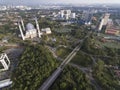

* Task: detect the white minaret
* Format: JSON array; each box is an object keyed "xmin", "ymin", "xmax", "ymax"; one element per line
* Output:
[
  {"xmin": 35, "ymin": 17, "xmax": 41, "ymax": 38},
  {"xmin": 98, "ymin": 19, "xmax": 104, "ymax": 31},
  {"xmin": 18, "ymin": 22, "xmax": 25, "ymax": 40},
  {"xmin": 20, "ymin": 17, "xmax": 25, "ymax": 31},
  {"xmin": 0, "ymin": 53, "xmax": 10, "ymax": 71}
]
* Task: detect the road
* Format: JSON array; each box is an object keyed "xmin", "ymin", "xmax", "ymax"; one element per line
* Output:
[
  {"xmin": 0, "ymin": 43, "xmax": 19, "ymax": 48},
  {"xmin": 39, "ymin": 44, "xmax": 81, "ymax": 90},
  {"xmin": 39, "ymin": 33, "xmax": 91, "ymax": 90},
  {"xmin": 47, "ymin": 47, "xmax": 101, "ymax": 90},
  {"xmin": 39, "ymin": 67, "xmax": 62, "ymax": 90}
]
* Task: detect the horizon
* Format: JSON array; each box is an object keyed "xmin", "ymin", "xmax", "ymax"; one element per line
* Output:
[{"xmin": 1, "ymin": 0, "xmax": 120, "ymax": 5}]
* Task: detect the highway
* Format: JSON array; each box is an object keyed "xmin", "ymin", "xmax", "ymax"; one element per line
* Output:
[
  {"xmin": 60, "ymin": 45, "xmax": 81, "ymax": 69},
  {"xmin": 39, "ymin": 67, "xmax": 62, "ymax": 90},
  {"xmin": 39, "ymin": 44, "xmax": 81, "ymax": 90},
  {"xmin": 39, "ymin": 33, "xmax": 91, "ymax": 90}
]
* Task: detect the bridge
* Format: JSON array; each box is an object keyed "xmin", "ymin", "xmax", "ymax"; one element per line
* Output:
[
  {"xmin": 39, "ymin": 33, "xmax": 90, "ymax": 90},
  {"xmin": 39, "ymin": 44, "xmax": 81, "ymax": 90}
]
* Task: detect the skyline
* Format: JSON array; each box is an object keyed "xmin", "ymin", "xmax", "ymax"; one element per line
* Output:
[{"xmin": 1, "ymin": 0, "xmax": 120, "ymax": 5}]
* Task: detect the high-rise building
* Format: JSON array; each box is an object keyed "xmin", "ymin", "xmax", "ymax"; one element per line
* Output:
[
  {"xmin": 82, "ymin": 10, "xmax": 93, "ymax": 25},
  {"xmin": 58, "ymin": 10, "xmax": 75, "ymax": 20},
  {"xmin": 103, "ymin": 13, "xmax": 110, "ymax": 25},
  {"xmin": 60, "ymin": 10, "xmax": 64, "ymax": 18},
  {"xmin": 70, "ymin": 13, "xmax": 76, "ymax": 19},
  {"xmin": 66, "ymin": 10, "xmax": 71, "ymax": 15},
  {"xmin": 82, "ymin": 11, "xmax": 89, "ymax": 20},
  {"xmin": 98, "ymin": 13, "xmax": 110, "ymax": 31},
  {"xmin": 65, "ymin": 14, "xmax": 69, "ymax": 20},
  {"xmin": 98, "ymin": 19, "xmax": 105, "ymax": 31}
]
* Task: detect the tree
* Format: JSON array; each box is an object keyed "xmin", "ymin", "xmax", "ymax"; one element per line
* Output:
[{"xmin": 12, "ymin": 44, "xmax": 58, "ymax": 90}]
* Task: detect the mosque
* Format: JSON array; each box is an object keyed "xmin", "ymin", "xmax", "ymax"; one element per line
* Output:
[{"xmin": 18, "ymin": 17, "xmax": 42, "ymax": 40}]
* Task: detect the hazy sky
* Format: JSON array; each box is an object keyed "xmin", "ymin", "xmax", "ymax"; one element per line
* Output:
[{"xmin": 1, "ymin": 0, "xmax": 120, "ymax": 5}]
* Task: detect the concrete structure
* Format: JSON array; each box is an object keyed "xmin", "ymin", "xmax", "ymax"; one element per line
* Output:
[
  {"xmin": 35, "ymin": 17, "xmax": 42, "ymax": 38},
  {"xmin": 82, "ymin": 10, "xmax": 93, "ymax": 25},
  {"xmin": 70, "ymin": 13, "xmax": 76, "ymax": 19},
  {"xmin": 41, "ymin": 28, "xmax": 52, "ymax": 34},
  {"xmin": 105, "ymin": 29, "xmax": 120, "ymax": 35},
  {"xmin": 60, "ymin": 10, "xmax": 64, "ymax": 18},
  {"xmin": 58, "ymin": 10, "xmax": 76, "ymax": 20},
  {"xmin": 66, "ymin": 10, "xmax": 71, "ymax": 15},
  {"xmin": 98, "ymin": 19, "xmax": 105, "ymax": 31},
  {"xmin": 2, "ymin": 38, "xmax": 8, "ymax": 43},
  {"xmin": 105, "ymin": 18, "xmax": 120, "ymax": 35},
  {"xmin": 20, "ymin": 17, "xmax": 25, "ymax": 31},
  {"xmin": 0, "ymin": 79, "xmax": 12, "ymax": 88},
  {"xmin": 103, "ymin": 13, "xmax": 110, "ymax": 25},
  {"xmin": 98, "ymin": 13, "xmax": 110, "ymax": 31},
  {"xmin": 39, "ymin": 44, "xmax": 81, "ymax": 90},
  {"xmin": 18, "ymin": 17, "xmax": 42, "ymax": 40},
  {"xmin": 38, "ymin": 34, "xmax": 90, "ymax": 90},
  {"xmin": 65, "ymin": 14, "xmax": 69, "ymax": 20},
  {"xmin": 82, "ymin": 11, "xmax": 89, "ymax": 20},
  {"xmin": 0, "ymin": 53, "xmax": 10, "ymax": 71}
]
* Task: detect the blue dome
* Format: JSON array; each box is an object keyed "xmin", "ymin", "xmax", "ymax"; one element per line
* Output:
[{"xmin": 26, "ymin": 23, "xmax": 35, "ymax": 31}]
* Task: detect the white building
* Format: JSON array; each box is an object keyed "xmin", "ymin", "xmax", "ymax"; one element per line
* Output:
[
  {"xmin": 65, "ymin": 14, "xmax": 69, "ymax": 20},
  {"xmin": 41, "ymin": 28, "xmax": 52, "ymax": 34},
  {"xmin": 2, "ymin": 38, "xmax": 8, "ymax": 43},
  {"xmin": 0, "ymin": 53, "xmax": 10, "ymax": 71},
  {"xmin": 60, "ymin": 10, "xmax": 64, "ymax": 18},
  {"xmin": 98, "ymin": 19, "xmax": 105, "ymax": 31},
  {"xmin": 103, "ymin": 13, "xmax": 110, "ymax": 25},
  {"xmin": 25, "ymin": 23, "xmax": 38, "ymax": 38},
  {"xmin": 98, "ymin": 13, "xmax": 110, "ymax": 31},
  {"xmin": 70, "ymin": 13, "xmax": 76, "ymax": 19},
  {"xmin": 18, "ymin": 17, "xmax": 42, "ymax": 40},
  {"xmin": 66, "ymin": 10, "xmax": 71, "ymax": 15},
  {"xmin": 0, "ymin": 79, "xmax": 12, "ymax": 88},
  {"xmin": 58, "ymin": 10, "xmax": 75, "ymax": 20}
]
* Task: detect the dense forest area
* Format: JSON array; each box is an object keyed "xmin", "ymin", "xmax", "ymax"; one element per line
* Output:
[
  {"xmin": 50, "ymin": 65, "xmax": 94, "ymax": 90},
  {"xmin": 11, "ymin": 44, "xmax": 94, "ymax": 90},
  {"xmin": 71, "ymin": 50, "xmax": 93, "ymax": 67},
  {"xmin": 81, "ymin": 34, "xmax": 120, "ymax": 65},
  {"xmin": 80, "ymin": 34, "xmax": 120, "ymax": 89},
  {"xmin": 93, "ymin": 60, "xmax": 120, "ymax": 90},
  {"xmin": 11, "ymin": 44, "xmax": 58, "ymax": 90}
]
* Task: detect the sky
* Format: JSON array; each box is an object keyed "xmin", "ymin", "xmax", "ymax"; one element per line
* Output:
[{"xmin": 1, "ymin": 0, "xmax": 120, "ymax": 5}]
